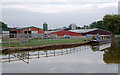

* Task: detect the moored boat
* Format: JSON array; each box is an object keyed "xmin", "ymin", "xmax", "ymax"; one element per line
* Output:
[{"xmin": 88, "ymin": 39, "xmax": 111, "ymax": 44}]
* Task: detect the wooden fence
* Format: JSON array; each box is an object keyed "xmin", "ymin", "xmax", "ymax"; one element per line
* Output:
[{"xmin": 1, "ymin": 33, "xmax": 91, "ymax": 47}]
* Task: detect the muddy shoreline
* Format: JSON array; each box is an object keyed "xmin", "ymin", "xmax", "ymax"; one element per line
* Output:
[{"xmin": 2, "ymin": 42, "xmax": 89, "ymax": 53}]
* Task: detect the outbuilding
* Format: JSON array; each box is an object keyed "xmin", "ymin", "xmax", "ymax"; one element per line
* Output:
[
  {"xmin": 50, "ymin": 30, "xmax": 82, "ymax": 36},
  {"xmin": 10, "ymin": 26, "xmax": 44, "ymax": 34},
  {"xmin": 50, "ymin": 28, "xmax": 111, "ymax": 36},
  {"xmin": 2, "ymin": 28, "xmax": 10, "ymax": 39},
  {"xmin": 9, "ymin": 26, "xmax": 44, "ymax": 38}
]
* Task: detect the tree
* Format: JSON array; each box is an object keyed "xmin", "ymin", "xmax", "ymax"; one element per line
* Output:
[
  {"xmin": 103, "ymin": 15, "xmax": 120, "ymax": 37},
  {"xmin": 0, "ymin": 21, "xmax": 8, "ymax": 28},
  {"xmin": 63, "ymin": 26, "xmax": 67, "ymax": 28},
  {"xmin": 83, "ymin": 25, "xmax": 89, "ymax": 29},
  {"xmin": 89, "ymin": 22, "xmax": 97, "ymax": 28},
  {"xmin": 89, "ymin": 20, "xmax": 104, "ymax": 29},
  {"xmin": 68, "ymin": 24, "xmax": 72, "ymax": 29},
  {"xmin": 76, "ymin": 26, "xmax": 81, "ymax": 29},
  {"xmin": 0, "ymin": 21, "xmax": 9, "ymax": 33}
]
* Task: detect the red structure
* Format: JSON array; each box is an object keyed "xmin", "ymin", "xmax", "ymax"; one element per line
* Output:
[
  {"xmin": 10, "ymin": 26, "xmax": 44, "ymax": 34},
  {"xmin": 51, "ymin": 31, "xmax": 82, "ymax": 36},
  {"xmin": 50, "ymin": 29, "xmax": 111, "ymax": 36}
]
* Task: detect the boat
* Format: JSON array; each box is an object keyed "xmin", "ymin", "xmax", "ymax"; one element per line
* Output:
[{"xmin": 88, "ymin": 39, "xmax": 111, "ymax": 44}]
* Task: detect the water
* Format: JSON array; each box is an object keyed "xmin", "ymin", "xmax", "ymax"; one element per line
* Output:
[{"xmin": 1, "ymin": 39, "xmax": 120, "ymax": 73}]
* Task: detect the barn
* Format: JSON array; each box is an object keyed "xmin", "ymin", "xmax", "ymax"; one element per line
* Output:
[
  {"xmin": 10, "ymin": 26, "xmax": 44, "ymax": 34},
  {"xmin": 9, "ymin": 26, "xmax": 44, "ymax": 38},
  {"xmin": 50, "ymin": 28, "xmax": 111, "ymax": 36},
  {"xmin": 50, "ymin": 30, "xmax": 82, "ymax": 36}
]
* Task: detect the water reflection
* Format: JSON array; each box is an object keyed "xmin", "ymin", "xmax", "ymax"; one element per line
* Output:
[
  {"xmin": 2, "ymin": 46, "xmax": 90, "ymax": 64},
  {"xmin": 2, "ymin": 39, "xmax": 120, "ymax": 64},
  {"xmin": 91, "ymin": 43, "xmax": 111, "ymax": 52},
  {"xmin": 103, "ymin": 39, "xmax": 120, "ymax": 64},
  {"xmin": 91, "ymin": 39, "xmax": 120, "ymax": 64}
]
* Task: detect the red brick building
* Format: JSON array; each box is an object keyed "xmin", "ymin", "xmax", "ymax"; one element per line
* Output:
[{"xmin": 10, "ymin": 26, "xmax": 44, "ymax": 34}]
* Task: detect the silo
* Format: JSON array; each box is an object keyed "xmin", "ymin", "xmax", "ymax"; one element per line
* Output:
[
  {"xmin": 43, "ymin": 22, "xmax": 48, "ymax": 31},
  {"xmin": 71, "ymin": 23, "xmax": 77, "ymax": 30}
]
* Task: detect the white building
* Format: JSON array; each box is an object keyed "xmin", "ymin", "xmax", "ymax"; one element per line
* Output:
[{"xmin": 71, "ymin": 23, "xmax": 77, "ymax": 30}]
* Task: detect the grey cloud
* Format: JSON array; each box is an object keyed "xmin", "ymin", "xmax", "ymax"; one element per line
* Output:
[
  {"xmin": 1, "ymin": 0, "xmax": 119, "ymax": 2},
  {"xmin": 2, "ymin": 2, "xmax": 118, "ymax": 29}
]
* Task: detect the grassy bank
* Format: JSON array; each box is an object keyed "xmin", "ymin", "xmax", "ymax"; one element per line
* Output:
[
  {"xmin": 115, "ymin": 35, "xmax": 120, "ymax": 38},
  {"xmin": 2, "ymin": 38, "xmax": 90, "ymax": 48}
]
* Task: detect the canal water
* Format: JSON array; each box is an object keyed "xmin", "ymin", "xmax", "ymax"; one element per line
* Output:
[{"xmin": 1, "ymin": 39, "xmax": 120, "ymax": 73}]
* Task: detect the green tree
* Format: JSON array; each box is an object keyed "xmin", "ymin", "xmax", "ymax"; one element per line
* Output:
[
  {"xmin": 103, "ymin": 15, "xmax": 120, "ymax": 37},
  {"xmin": 0, "ymin": 21, "xmax": 9, "ymax": 33},
  {"xmin": 89, "ymin": 20, "xmax": 104, "ymax": 29},
  {"xmin": 68, "ymin": 24, "xmax": 72, "ymax": 29},
  {"xmin": 0, "ymin": 21, "xmax": 8, "ymax": 28},
  {"xmin": 90, "ymin": 22, "xmax": 97, "ymax": 28},
  {"xmin": 83, "ymin": 25, "xmax": 89, "ymax": 29},
  {"xmin": 76, "ymin": 26, "xmax": 81, "ymax": 29},
  {"xmin": 63, "ymin": 26, "xmax": 67, "ymax": 28}
]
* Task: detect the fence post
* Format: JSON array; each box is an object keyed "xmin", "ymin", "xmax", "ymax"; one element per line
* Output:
[
  {"xmin": 46, "ymin": 50, "xmax": 48, "ymax": 57},
  {"xmin": 54, "ymin": 50, "xmax": 55, "ymax": 56},
  {"xmin": 9, "ymin": 38, "xmax": 11, "ymax": 47},
  {"xmin": 19, "ymin": 34, "xmax": 21, "ymax": 45},
  {"xmin": 27, "ymin": 34, "xmax": 29, "ymax": 45}
]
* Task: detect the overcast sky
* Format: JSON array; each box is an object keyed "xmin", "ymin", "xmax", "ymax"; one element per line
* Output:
[{"xmin": 0, "ymin": 0, "xmax": 119, "ymax": 29}]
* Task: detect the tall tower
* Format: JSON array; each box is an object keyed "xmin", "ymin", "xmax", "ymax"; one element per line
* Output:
[
  {"xmin": 71, "ymin": 23, "xmax": 77, "ymax": 30},
  {"xmin": 69, "ymin": 23, "xmax": 77, "ymax": 30},
  {"xmin": 43, "ymin": 22, "xmax": 48, "ymax": 31}
]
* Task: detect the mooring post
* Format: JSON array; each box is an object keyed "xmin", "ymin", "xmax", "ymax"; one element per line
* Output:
[
  {"xmin": 8, "ymin": 54, "xmax": 10, "ymax": 62},
  {"xmin": 70, "ymin": 48, "xmax": 72, "ymax": 53},
  {"xmin": 46, "ymin": 50, "xmax": 48, "ymax": 57},
  {"xmin": 27, "ymin": 52, "xmax": 30, "ymax": 64},
  {"xmin": 66, "ymin": 48, "xmax": 68, "ymax": 54},
  {"xmin": 54, "ymin": 50, "xmax": 55, "ymax": 56},
  {"xmin": 61, "ymin": 49, "xmax": 63, "ymax": 55},
  {"xmin": 38, "ymin": 51, "xmax": 40, "ymax": 58}
]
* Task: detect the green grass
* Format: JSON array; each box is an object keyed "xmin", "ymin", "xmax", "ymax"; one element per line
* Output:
[
  {"xmin": 2, "ymin": 38, "xmax": 19, "ymax": 41},
  {"xmin": 115, "ymin": 35, "xmax": 120, "ymax": 38},
  {"xmin": 2, "ymin": 38, "xmax": 90, "ymax": 47}
]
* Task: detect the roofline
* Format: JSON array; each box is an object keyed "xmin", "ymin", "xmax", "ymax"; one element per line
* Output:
[
  {"xmin": 97, "ymin": 28, "xmax": 111, "ymax": 33},
  {"xmin": 69, "ymin": 28, "xmax": 98, "ymax": 33},
  {"xmin": 10, "ymin": 26, "xmax": 43, "ymax": 30},
  {"xmin": 69, "ymin": 28, "xmax": 111, "ymax": 34}
]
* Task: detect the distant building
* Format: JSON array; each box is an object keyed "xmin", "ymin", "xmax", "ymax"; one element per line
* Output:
[
  {"xmin": 50, "ymin": 28, "xmax": 111, "ymax": 36},
  {"xmin": 9, "ymin": 26, "xmax": 44, "ymax": 38},
  {"xmin": 2, "ymin": 28, "xmax": 10, "ymax": 39},
  {"xmin": 10, "ymin": 26, "xmax": 44, "ymax": 34},
  {"xmin": 47, "ymin": 28, "xmax": 71, "ymax": 31},
  {"xmin": 70, "ymin": 23, "xmax": 77, "ymax": 30},
  {"xmin": 43, "ymin": 22, "xmax": 48, "ymax": 31},
  {"xmin": 45, "ymin": 28, "xmax": 71, "ymax": 35}
]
